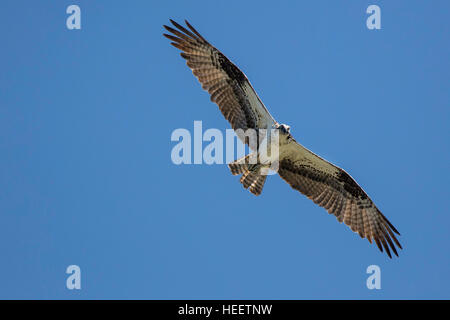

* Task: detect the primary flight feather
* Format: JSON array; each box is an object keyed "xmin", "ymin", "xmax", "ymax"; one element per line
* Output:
[{"xmin": 163, "ymin": 19, "xmax": 402, "ymax": 258}]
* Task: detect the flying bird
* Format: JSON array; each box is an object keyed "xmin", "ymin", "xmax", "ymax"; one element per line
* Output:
[{"xmin": 163, "ymin": 19, "xmax": 402, "ymax": 258}]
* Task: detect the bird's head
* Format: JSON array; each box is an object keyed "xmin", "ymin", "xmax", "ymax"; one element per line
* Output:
[{"xmin": 277, "ymin": 123, "xmax": 291, "ymax": 134}]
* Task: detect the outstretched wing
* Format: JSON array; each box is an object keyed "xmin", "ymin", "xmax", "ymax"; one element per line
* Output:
[
  {"xmin": 163, "ymin": 19, "xmax": 276, "ymax": 147},
  {"xmin": 278, "ymin": 141, "xmax": 402, "ymax": 258}
]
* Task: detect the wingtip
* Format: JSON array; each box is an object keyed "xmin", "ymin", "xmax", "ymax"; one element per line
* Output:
[
  {"xmin": 170, "ymin": 18, "xmax": 183, "ymax": 29},
  {"xmin": 392, "ymin": 226, "xmax": 401, "ymax": 236},
  {"xmin": 384, "ymin": 244, "xmax": 392, "ymax": 258}
]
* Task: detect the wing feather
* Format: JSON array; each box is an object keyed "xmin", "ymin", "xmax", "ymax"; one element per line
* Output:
[
  {"xmin": 278, "ymin": 142, "xmax": 402, "ymax": 258},
  {"xmin": 163, "ymin": 19, "xmax": 276, "ymax": 147}
]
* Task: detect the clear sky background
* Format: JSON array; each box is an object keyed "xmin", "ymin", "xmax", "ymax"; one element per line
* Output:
[{"xmin": 0, "ymin": 0, "xmax": 449, "ymax": 299}]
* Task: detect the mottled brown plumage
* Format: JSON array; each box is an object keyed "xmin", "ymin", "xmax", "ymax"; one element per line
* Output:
[
  {"xmin": 163, "ymin": 19, "xmax": 275, "ymax": 147},
  {"xmin": 278, "ymin": 155, "xmax": 401, "ymax": 258}
]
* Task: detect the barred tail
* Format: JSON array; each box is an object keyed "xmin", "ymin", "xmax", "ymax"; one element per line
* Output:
[
  {"xmin": 228, "ymin": 154, "xmax": 251, "ymax": 175},
  {"xmin": 228, "ymin": 154, "xmax": 267, "ymax": 196}
]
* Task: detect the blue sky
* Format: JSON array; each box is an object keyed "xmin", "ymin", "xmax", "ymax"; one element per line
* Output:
[{"xmin": 0, "ymin": 0, "xmax": 449, "ymax": 299}]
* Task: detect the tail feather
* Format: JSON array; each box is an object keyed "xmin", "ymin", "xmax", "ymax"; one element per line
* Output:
[
  {"xmin": 229, "ymin": 162, "xmax": 247, "ymax": 175},
  {"xmin": 249, "ymin": 174, "xmax": 267, "ymax": 196},
  {"xmin": 240, "ymin": 170, "xmax": 258, "ymax": 188},
  {"xmin": 228, "ymin": 154, "xmax": 253, "ymax": 175},
  {"xmin": 228, "ymin": 155, "xmax": 268, "ymax": 196}
]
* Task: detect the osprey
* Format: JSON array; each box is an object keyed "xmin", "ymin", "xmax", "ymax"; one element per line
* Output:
[{"xmin": 163, "ymin": 19, "xmax": 402, "ymax": 258}]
